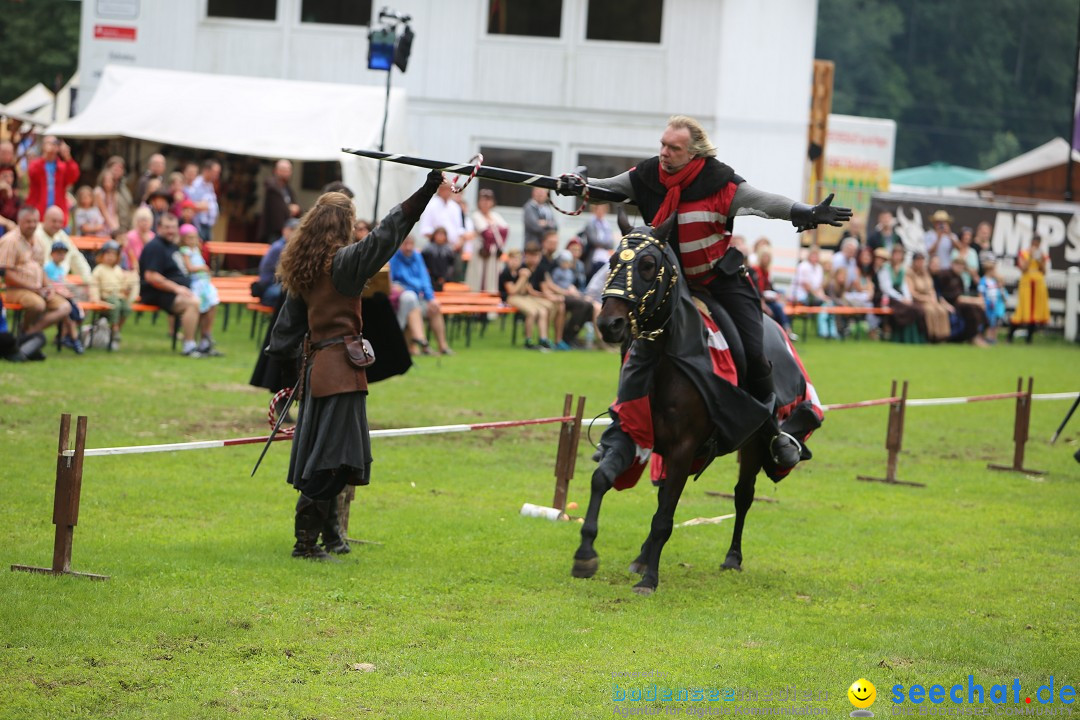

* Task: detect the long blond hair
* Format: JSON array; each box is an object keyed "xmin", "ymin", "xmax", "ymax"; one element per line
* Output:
[
  {"xmin": 667, "ymin": 115, "xmax": 717, "ymax": 158},
  {"xmin": 277, "ymin": 192, "xmax": 356, "ymax": 294}
]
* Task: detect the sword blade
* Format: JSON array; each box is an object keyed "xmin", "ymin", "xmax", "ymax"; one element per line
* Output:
[
  {"xmin": 251, "ymin": 382, "xmax": 300, "ymax": 477},
  {"xmin": 341, "ymin": 148, "xmax": 632, "ymax": 204}
]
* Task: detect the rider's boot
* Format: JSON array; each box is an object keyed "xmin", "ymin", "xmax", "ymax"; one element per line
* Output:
[
  {"xmin": 746, "ymin": 360, "xmax": 802, "ymax": 469},
  {"xmin": 594, "ymin": 414, "xmax": 639, "ymax": 488}
]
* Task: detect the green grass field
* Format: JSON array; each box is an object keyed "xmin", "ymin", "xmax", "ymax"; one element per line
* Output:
[{"xmin": 0, "ymin": 314, "xmax": 1077, "ymax": 719}]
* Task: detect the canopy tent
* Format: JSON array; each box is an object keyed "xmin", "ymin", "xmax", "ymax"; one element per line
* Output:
[
  {"xmin": 891, "ymin": 161, "xmax": 990, "ymax": 188},
  {"xmin": 46, "ymin": 65, "xmax": 416, "ymax": 216}
]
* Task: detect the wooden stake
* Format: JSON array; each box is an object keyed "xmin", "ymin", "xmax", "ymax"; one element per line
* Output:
[
  {"xmin": 858, "ymin": 380, "xmax": 924, "ymax": 488},
  {"xmin": 989, "ymin": 376, "xmax": 1046, "ymax": 475}
]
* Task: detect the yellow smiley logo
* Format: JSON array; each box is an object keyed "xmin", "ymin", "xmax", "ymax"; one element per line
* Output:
[
  {"xmin": 848, "ymin": 678, "xmax": 876, "ymax": 709},
  {"xmin": 619, "ymin": 249, "xmax": 636, "ymax": 262}
]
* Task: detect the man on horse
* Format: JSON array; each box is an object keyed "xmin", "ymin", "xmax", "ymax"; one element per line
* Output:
[{"xmin": 558, "ymin": 115, "xmax": 850, "ymax": 482}]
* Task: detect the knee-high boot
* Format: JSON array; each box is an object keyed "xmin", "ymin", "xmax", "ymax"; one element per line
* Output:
[
  {"xmin": 745, "ymin": 360, "xmax": 801, "ymax": 468},
  {"xmin": 320, "ymin": 496, "xmax": 351, "ymax": 554},
  {"xmin": 292, "ymin": 494, "xmax": 333, "ymax": 560}
]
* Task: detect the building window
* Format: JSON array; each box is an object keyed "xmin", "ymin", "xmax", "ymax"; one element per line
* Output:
[
  {"xmin": 207, "ymin": 0, "xmax": 277, "ymax": 21},
  {"xmin": 300, "ymin": 161, "xmax": 342, "ymax": 192},
  {"xmin": 487, "ymin": 0, "xmax": 562, "ymax": 39},
  {"xmin": 577, "ymin": 152, "xmax": 641, "ymax": 183},
  {"xmin": 477, "ymin": 146, "xmax": 553, "ymax": 208},
  {"xmin": 301, "ymin": 0, "xmax": 372, "ymax": 26},
  {"xmin": 586, "ymin": 0, "xmax": 662, "ymax": 43}
]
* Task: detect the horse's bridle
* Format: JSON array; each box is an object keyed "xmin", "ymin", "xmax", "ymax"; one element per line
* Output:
[{"xmin": 601, "ymin": 230, "xmax": 679, "ymax": 341}]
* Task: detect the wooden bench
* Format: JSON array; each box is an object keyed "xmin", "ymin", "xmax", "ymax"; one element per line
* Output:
[{"xmin": 785, "ymin": 304, "xmax": 893, "ymax": 340}]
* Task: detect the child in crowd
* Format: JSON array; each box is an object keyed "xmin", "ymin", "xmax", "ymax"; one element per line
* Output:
[
  {"xmin": 421, "ymin": 226, "xmax": 456, "ymax": 292},
  {"xmin": 43, "ymin": 242, "xmax": 86, "ymax": 353},
  {"xmin": 820, "ymin": 265, "xmax": 846, "ymax": 339},
  {"xmin": 977, "ymin": 253, "xmax": 1007, "ymax": 344},
  {"xmin": 178, "ymin": 223, "xmax": 222, "ymax": 355},
  {"xmin": 550, "ymin": 250, "xmax": 578, "ymax": 293},
  {"xmin": 499, "ymin": 248, "xmax": 552, "ymax": 351},
  {"xmin": 74, "ymin": 185, "xmax": 108, "ymax": 237},
  {"xmin": 89, "ymin": 240, "xmax": 136, "ymax": 349}
]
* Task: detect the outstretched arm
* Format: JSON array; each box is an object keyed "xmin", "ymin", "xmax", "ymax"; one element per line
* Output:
[
  {"xmin": 732, "ymin": 184, "xmax": 851, "ymax": 231},
  {"xmin": 331, "ymin": 171, "xmax": 443, "ymax": 295}
]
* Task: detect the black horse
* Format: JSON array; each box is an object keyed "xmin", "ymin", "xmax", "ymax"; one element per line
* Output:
[{"xmin": 571, "ymin": 214, "xmax": 822, "ymax": 595}]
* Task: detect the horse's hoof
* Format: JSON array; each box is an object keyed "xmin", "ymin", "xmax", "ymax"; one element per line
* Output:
[
  {"xmin": 632, "ymin": 583, "xmax": 655, "ymax": 596},
  {"xmin": 721, "ymin": 554, "xmax": 743, "ymax": 572},
  {"xmin": 572, "ymin": 556, "xmax": 599, "ymax": 578},
  {"xmin": 628, "ymin": 561, "xmax": 648, "ymax": 575}
]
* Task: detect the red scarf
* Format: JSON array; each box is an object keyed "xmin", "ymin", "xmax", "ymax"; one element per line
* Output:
[{"xmin": 652, "ymin": 156, "xmax": 706, "ymax": 226}]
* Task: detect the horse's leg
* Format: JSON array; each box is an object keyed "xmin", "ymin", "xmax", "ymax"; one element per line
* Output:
[
  {"xmin": 633, "ymin": 449, "xmax": 692, "ymax": 596},
  {"xmin": 629, "ymin": 482, "xmax": 664, "ymax": 575},
  {"xmin": 572, "ymin": 468, "xmax": 613, "ymax": 578},
  {"xmin": 722, "ymin": 434, "xmax": 764, "ymax": 572}
]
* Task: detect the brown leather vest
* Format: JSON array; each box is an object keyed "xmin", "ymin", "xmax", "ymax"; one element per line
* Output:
[{"xmin": 303, "ymin": 273, "xmax": 367, "ymax": 397}]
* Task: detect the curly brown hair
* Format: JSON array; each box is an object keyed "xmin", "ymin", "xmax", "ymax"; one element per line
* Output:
[{"xmin": 277, "ymin": 192, "xmax": 356, "ymax": 294}]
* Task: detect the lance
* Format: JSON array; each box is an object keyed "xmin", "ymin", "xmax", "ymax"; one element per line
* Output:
[
  {"xmin": 1049, "ymin": 392, "xmax": 1080, "ymax": 444},
  {"xmin": 341, "ymin": 148, "xmax": 633, "ymax": 205}
]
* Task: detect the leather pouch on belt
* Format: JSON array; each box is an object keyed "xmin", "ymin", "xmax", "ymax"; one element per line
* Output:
[
  {"xmin": 345, "ymin": 336, "xmax": 375, "ymax": 369},
  {"xmin": 714, "ymin": 247, "xmax": 746, "ymax": 276}
]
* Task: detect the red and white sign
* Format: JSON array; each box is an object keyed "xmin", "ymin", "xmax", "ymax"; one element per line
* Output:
[{"xmin": 93, "ymin": 25, "xmax": 137, "ymax": 41}]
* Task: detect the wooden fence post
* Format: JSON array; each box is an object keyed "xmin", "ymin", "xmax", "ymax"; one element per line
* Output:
[
  {"xmin": 858, "ymin": 380, "xmax": 924, "ymax": 488},
  {"xmin": 989, "ymin": 377, "xmax": 1046, "ymax": 475},
  {"xmin": 11, "ymin": 414, "xmax": 108, "ymax": 580}
]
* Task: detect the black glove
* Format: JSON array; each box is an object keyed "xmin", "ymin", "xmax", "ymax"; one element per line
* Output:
[
  {"xmin": 789, "ymin": 193, "xmax": 853, "ymax": 232},
  {"xmin": 555, "ymin": 170, "xmax": 587, "ymax": 197},
  {"xmin": 401, "ymin": 170, "xmax": 445, "ymax": 221}
]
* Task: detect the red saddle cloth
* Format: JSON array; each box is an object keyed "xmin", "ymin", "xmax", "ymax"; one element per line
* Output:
[{"xmin": 611, "ymin": 307, "xmax": 822, "ymax": 490}]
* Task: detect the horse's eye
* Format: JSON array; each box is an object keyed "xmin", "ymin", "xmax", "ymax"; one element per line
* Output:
[{"xmin": 639, "ymin": 255, "xmax": 658, "ymax": 281}]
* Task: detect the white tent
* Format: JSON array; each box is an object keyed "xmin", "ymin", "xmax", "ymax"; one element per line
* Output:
[{"xmin": 46, "ymin": 65, "xmax": 415, "ymax": 216}]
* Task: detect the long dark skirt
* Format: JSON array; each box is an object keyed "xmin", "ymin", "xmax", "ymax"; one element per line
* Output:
[{"xmin": 287, "ymin": 379, "xmax": 372, "ymax": 501}]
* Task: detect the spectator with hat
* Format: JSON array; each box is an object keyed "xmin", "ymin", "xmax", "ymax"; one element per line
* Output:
[
  {"xmin": 924, "ymin": 209, "xmax": 957, "ymax": 267},
  {"xmin": 146, "ymin": 186, "xmax": 172, "ymax": 231},
  {"xmin": 89, "ymin": 239, "xmax": 136, "ymax": 348}
]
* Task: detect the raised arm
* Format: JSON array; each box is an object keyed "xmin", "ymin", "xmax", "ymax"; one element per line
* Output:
[{"xmin": 330, "ymin": 171, "xmax": 443, "ymax": 296}]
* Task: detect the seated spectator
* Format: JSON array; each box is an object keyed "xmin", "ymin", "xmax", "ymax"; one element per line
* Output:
[
  {"xmin": 820, "ymin": 266, "xmax": 845, "ymax": 339},
  {"xmin": 255, "ymin": 217, "xmax": 298, "ymax": 308},
  {"xmin": 536, "ymin": 230, "xmax": 577, "ymax": 349},
  {"xmin": 954, "ymin": 227, "xmax": 980, "ymax": 281},
  {"xmin": 124, "ymin": 206, "xmax": 154, "ymax": 272},
  {"xmin": 0, "ymin": 207, "xmax": 72, "ymax": 342},
  {"xmin": 389, "ymin": 235, "xmax": 452, "ymax": 355},
  {"xmin": 139, "ymin": 213, "xmax": 207, "ymax": 358},
  {"xmin": 499, "ymin": 248, "xmax": 552, "ymax": 350},
  {"xmin": 791, "ymin": 245, "xmax": 827, "ymax": 306},
  {"xmin": 907, "ymin": 251, "xmax": 952, "ymax": 342},
  {"xmin": 0, "ymin": 293, "xmax": 47, "ymax": 362},
  {"xmin": 421, "ymin": 226, "xmax": 456, "ymax": 292},
  {"xmin": 935, "ymin": 254, "xmax": 989, "ymax": 346},
  {"xmin": 74, "ymin": 186, "xmax": 108, "ymax": 237},
  {"xmin": 178, "ymin": 223, "xmax": 222, "ymax": 355},
  {"xmin": 978, "ymin": 253, "xmax": 1007, "ymax": 344},
  {"xmin": 834, "ymin": 236, "xmax": 860, "ymax": 286},
  {"xmin": 34, "ymin": 205, "xmax": 92, "ymax": 283},
  {"xmin": 877, "ymin": 244, "xmax": 923, "ymax": 342},
  {"xmin": 0, "ymin": 163, "xmax": 20, "ymax": 233},
  {"xmin": 753, "ymin": 247, "xmax": 794, "ymax": 340},
  {"xmin": 43, "ymin": 241, "xmax": 86, "ymax": 353},
  {"xmin": 89, "ymin": 240, "xmax": 136, "ymax": 349}
]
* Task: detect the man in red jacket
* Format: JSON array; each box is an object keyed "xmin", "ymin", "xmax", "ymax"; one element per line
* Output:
[{"xmin": 26, "ymin": 136, "xmax": 80, "ymax": 224}]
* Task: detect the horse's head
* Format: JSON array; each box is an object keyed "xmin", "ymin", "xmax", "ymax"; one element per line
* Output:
[{"xmin": 597, "ymin": 209, "xmax": 679, "ymax": 344}]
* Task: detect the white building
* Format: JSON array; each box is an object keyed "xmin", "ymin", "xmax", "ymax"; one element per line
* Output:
[{"xmin": 76, "ymin": 0, "xmax": 818, "ymax": 250}]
